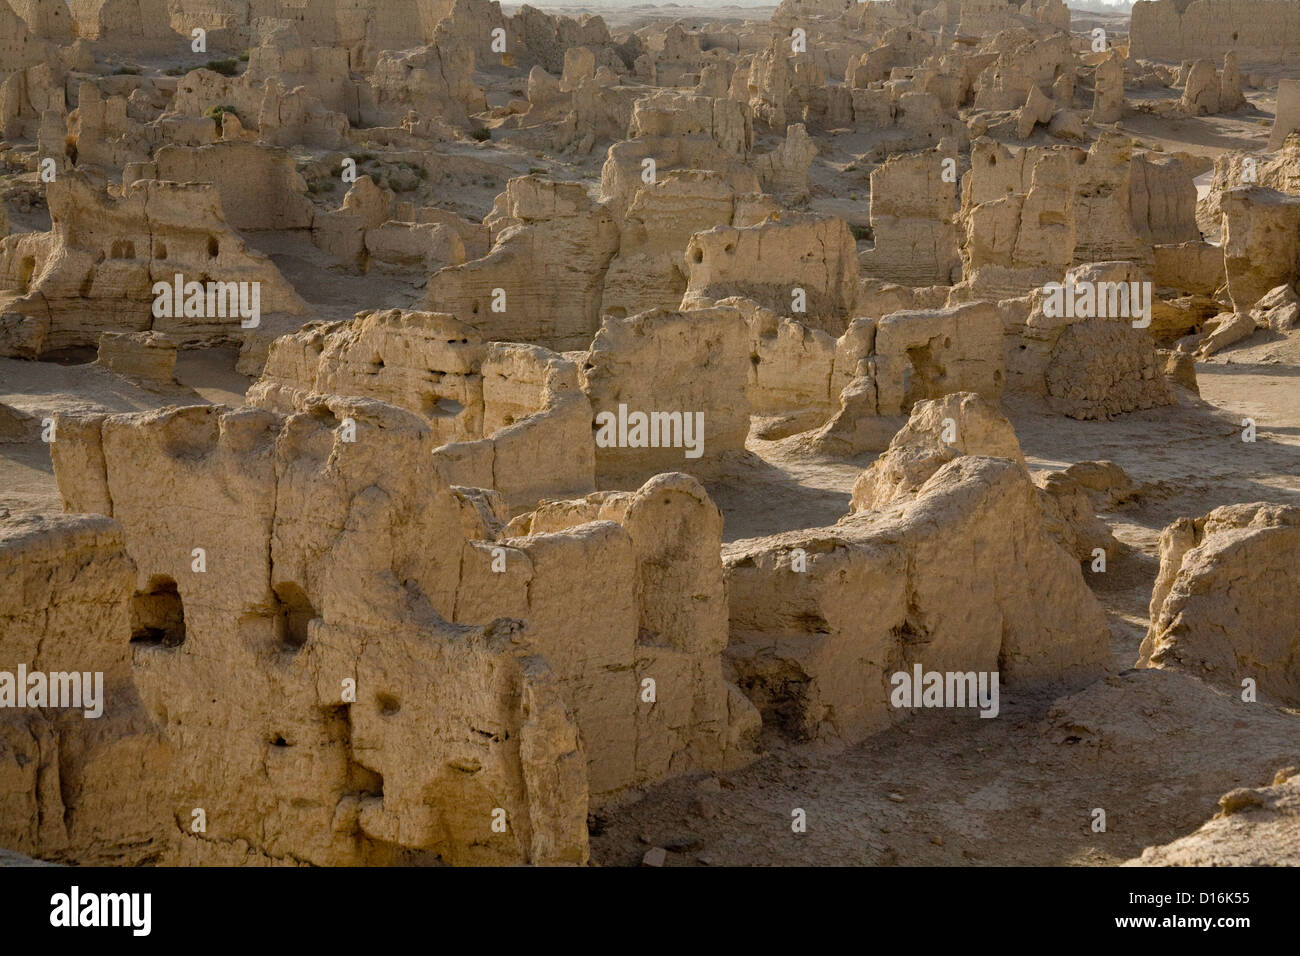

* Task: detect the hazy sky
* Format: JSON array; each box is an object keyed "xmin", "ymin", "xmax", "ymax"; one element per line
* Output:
[{"xmin": 511, "ymin": 0, "xmax": 1135, "ymax": 6}]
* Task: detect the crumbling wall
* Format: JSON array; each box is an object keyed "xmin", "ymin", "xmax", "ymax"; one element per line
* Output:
[
  {"xmin": 1269, "ymin": 80, "xmax": 1300, "ymax": 151},
  {"xmin": 432, "ymin": 342, "xmax": 596, "ymax": 510},
  {"xmin": 454, "ymin": 473, "xmax": 760, "ymax": 799},
  {"xmin": 249, "ymin": 309, "xmax": 487, "ymax": 443},
  {"xmin": 1130, "ymin": 0, "xmax": 1300, "ymax": 67},
  {"xmin": 43, "ymin": 396, "xmax": 758, "ymax": 831},
  {"xmin": 40, "ymin": 400, "xmax": 589, "ymax": 865},
  {"xmin": 600, "ymin": 171, "xmax": 747, "ymax": 320},
  {"xmin": 581, "ymin": 307, "xmax": 751, "ymax": 482},
  {"xmin": 725, "ymin": 455, "xmax": 1110, "ymax": 744},
  {"xmin": 1003, "ymin": 262, "xmax": 1176, "ymax": 419},
  {"xmin": 872, "ymin": 301, "xmax": 1005, "ymax": 416},
  {"xmin": 359, "ymin": 44, "xmax": 483, "ymax": 130},
  {"xmin": 249, "ymin": 310, "xmax": 594, "ymax": 510},
  {"xmin": 599, "ymin": 90, "xmax": 759, "ymax": 222},
  {"xmin": 731, "ymin": 296, "xmax": 839, "ymax": 435},
  {"xmin": 957, "ymin": 134, "xmax": 1200, "ymax": 299},
  {"xmin": 859, "ymin": 148, "xmax": 962, "ymax": 286},
  {"xmin": 151, "ymin": 141, "xmax": 318, "ymax": 233},
  {"xmin": 683, "ymin": 214, "xmax": 860, "ymax": 336},
  {"xmin": 0, "ymin": 513, "xmax": 172, "ymax": 865},
  {"xmin": 1139, "ymin": 502, "xmax": 1300, "ymax": 707},
  {"xmin": 803, "ymin": 302, "xmax": 1005, "ymax": 455},
  {"xmin": 424, "ymin": 176, "xmax": 620, "ymax": 352},
  {"xmin": 0, "ymin": 172, "xmax": 308, "ymax": 358},
  {"xmin": 1220, "ymin": 186, "xmax": 1300, "ymax": 312},
  {"xmin": 849, "ymin": 391, "xmax": 1024, "ymax": 511}
]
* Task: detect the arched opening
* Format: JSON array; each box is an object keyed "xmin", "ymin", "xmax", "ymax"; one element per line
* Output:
[
  {"xmin": 17, "ymin": 257, "xmax": 36, "ymax": 294},
  {"xmin": 273, "ymin": 582, "xmax": 316, "ymax": 651},
  {"xmin": 422, "ymin": 395, "xmax": 464, "ymax": 419},
  {"xmin": 130, "ymin": 576, "xmax": 186, "ymax": 647}
]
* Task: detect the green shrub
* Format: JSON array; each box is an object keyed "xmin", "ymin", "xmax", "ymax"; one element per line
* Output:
[
  {"xmin": 206, "ymin": 58, "xmax": 239, "ymax": 77},
  {"xmin": 471, "ymin": 127, "xmax": 491, "ymax": 142},
  {"xmin": 203, "ymin": 104, "xmax": 238, "ymax": 133}
]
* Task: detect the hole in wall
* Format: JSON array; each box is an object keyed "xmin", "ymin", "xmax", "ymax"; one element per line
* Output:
[
  {"xmin": 273, "ymin": 582, "xmax": 316, "ymax": 651},
  {"xmin": 130, "ymin": 576, "xmax": 186, "ymax": 648}
]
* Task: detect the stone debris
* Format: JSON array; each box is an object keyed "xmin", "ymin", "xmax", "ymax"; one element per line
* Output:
[{"xmin": 1125, "ymin": 769, "xmax": 1300, "ymax": 866}]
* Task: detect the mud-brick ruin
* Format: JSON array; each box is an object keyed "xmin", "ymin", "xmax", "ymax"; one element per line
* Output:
[{"xmin": 0, "ymin": 0, "xmax": 1297, "ymax": 868}]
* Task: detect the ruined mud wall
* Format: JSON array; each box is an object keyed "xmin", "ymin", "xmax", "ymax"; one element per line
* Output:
[
  {"xmin": 1140, "ymin": 503, "xmax": 1300, "ymax": 707},
  {"xmin": 726, "ymin": 455, "xmax": 1110, "ymax": 744},
  {"xmin": 1130, "ymin": 0, "xmax": 1300, "ymax": 67},
  {"xmin": 0, "ymin": 173, "xmax": 307, "ymax": 358},
  {"xmin": 24, "ymin": 396, "xmax": 757, "ymax": 861},
  {"xmin": 40, "ymin": 401, "xmax": 590, "ymax": 865}
]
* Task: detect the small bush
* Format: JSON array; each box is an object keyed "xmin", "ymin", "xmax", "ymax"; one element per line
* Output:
[
  {"xmin": 850, "ymin": 224, "xmax": 873, "ymax": 242},
  {"xmin": 164, "ymin": 66, "xmax": 186, "ymax": 76},
  {"xmin": 204, "ymin": 104, "xmax": 238, "ymax": 133},
  {"xmin": 471, "ymin": 127, "xmax": 492, "ymax": 142},
  {"xmin": 112, "ymin": 65, "xmax": 141, "ymax": 76},
  {"xmin": 206, "ymin": 58, "xmax": 240, "ymax": 77},
  {"xmin": 238, "ymin": 50, "xmax": 251, "ymax": 62}
]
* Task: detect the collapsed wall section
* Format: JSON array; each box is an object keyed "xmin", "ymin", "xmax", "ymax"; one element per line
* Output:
[
  {"xmin": 1140, "ymin": 502, "xmax": 1300, "ymax": 707},
  {"xmin": 725, "ymin": 456, "xmax": 1110, "ymax": 744}
]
